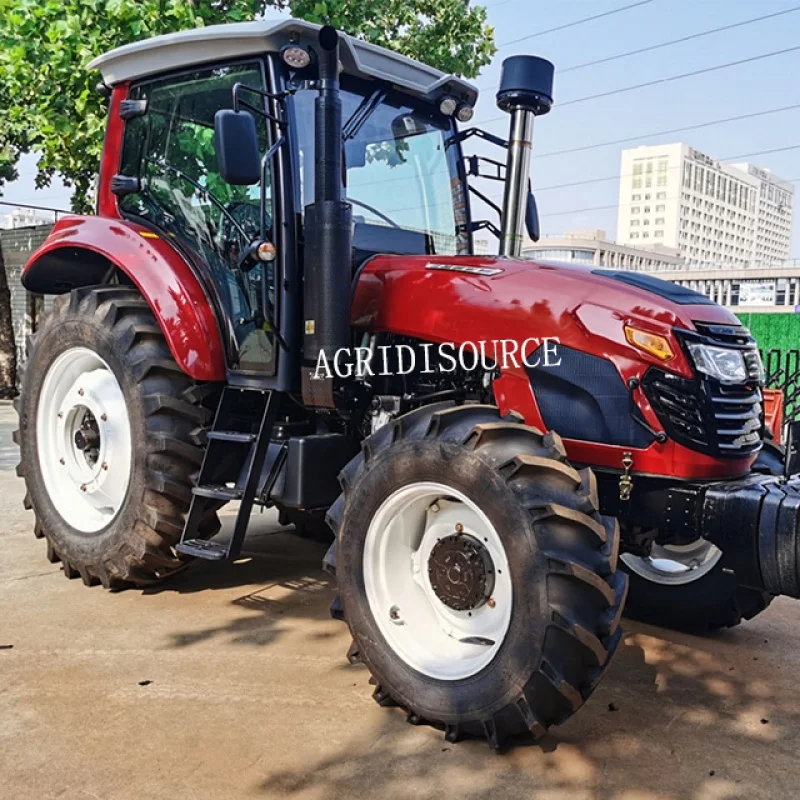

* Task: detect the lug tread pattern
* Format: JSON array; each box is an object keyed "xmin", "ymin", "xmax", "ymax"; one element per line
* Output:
[
  {"xmin": 328, "ymin": 403, "xmax": 626, "ymax": 749},
  {"xmin": 15, "ymin": 286, "xmax": 221, "ymax": 589}
]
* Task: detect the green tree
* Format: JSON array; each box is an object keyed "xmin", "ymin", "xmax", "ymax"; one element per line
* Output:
[{"xmin": 0, "ymin": 0, "xmax": 494, "ymax": 212}]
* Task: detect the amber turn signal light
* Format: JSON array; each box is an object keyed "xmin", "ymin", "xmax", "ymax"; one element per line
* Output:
[{"xmin": 624, "ymin": 326, "xmax": 674, "ymax": 361}]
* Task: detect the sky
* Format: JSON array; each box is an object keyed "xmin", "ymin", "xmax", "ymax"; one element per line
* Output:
[{"xmin": 4, "ymin": 0, "xmax": 800, "ymax": 257}]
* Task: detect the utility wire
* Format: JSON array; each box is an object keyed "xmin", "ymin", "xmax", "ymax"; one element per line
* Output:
[
  {"xmin": 533, "ymin": 144, "xmax": 800, "ymax": 194},
  {"xmin": 472, "ymin": 44, "xmax": 800, "ymax": 126},
  {"xmin": 560, "ymin": 6, "xmax": 800, "ymax": 73},
  {"xmin": 477, "ymin": 5, "xmax": 800, "ymax": 88},
  {"xmin": 536, "ymin": 103, "xmax": 800, "ymax": 159},
  {"xmin": 538, "ymin": 177, "xmax": 800, "ymax": 219},
  {"xmin": 499, "ymin": 0, "xmax": 655, "ymax": 48}
]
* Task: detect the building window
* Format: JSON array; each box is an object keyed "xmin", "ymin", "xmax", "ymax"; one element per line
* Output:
[
  {"xmin": 657, "ymin": 191, "xmax": 666, "ymax": 199},
  {"xmin": 632, "ymin": 194, "xmax": 641, "ymax": 201},
  {"xmin": 631, "ymin": 232, "xmax": 640, "ymax": 239},
  {"xmin": 643, "ymin": 206, "xmax": 650, "ymax": 213},
  {"xmin": 642, "ymin": 232, "xmax": 649, "ymax": 238},
  {"xmin": 657, "ymin": 159, "xmax": 668, "ymax": 187},
  {"xmin": 631, "ymin": 206, "xmax": 640, "ymax": 214},
  {"xmin": 630, "ymin": 220, "xmax": 640, "ymax": 226},
  {"xmin": 655, "ymin": 204, "xmax": 665, "ymax": 212},
  {"xmin": 655, "ymin": 217, "xmax": 665, "ymax": 224},
  {"xmin": 655, "ymin": 230, "xmax": 664, "ymax": 237}
]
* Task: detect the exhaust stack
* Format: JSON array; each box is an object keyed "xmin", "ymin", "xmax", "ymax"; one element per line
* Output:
[
  {"xmin": 496, "ymin": 56, "xmax": 554, "ymax": 258},
  {"xmin": 302, "ymin": 26, "xmax": 353, "ymax": 405}
]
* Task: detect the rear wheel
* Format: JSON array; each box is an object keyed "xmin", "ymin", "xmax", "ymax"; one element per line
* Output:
[
  {"xmin": 328, "ymin": 403, "xmax": 627, "ymax": 748},
  {"xmin": 15, "ymin": 285, "xmax": 221, "ymax": 588}
]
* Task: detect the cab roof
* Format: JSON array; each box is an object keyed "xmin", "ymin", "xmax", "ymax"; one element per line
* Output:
[{"xmin": 88, "ymin": 18, "xmax": 478, "ymax": 106}]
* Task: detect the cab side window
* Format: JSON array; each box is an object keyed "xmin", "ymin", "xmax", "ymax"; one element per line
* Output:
[{"xmin": 118, "ymin": 63, "xmax": 276, "ymax": 373}]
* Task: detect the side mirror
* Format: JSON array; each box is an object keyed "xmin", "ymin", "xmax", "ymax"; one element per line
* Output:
[
  {"xmin": 214, "ymin": 109, "xmax": 260, "ymax": 185},
  {"xmin": 526, "ymin": 187, "xmax": 540, "ymax": 242}
]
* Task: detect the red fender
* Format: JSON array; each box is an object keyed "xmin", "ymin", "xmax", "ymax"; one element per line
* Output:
[{"xmin": 23, "ymin": 215, "xmax": 226, "ymax": 382}]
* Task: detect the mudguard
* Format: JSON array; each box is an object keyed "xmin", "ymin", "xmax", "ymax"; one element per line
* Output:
[{"xmin": 23, "ymin": 215, "xmax": 225, "ymax": 382}]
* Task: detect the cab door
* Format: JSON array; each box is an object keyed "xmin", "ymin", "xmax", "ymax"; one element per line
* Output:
[{"xmin": 116, "ymin": 61, "xmax": 278, "ymax": 375}]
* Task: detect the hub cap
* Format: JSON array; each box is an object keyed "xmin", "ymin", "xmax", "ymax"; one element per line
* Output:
[
  {"xmin": 363, "ymin": 482, "xmax": 512, "ymax": 681},
  {"xmin": 36, "ymin": 347, "xmax": 132, "ymax": 533},
  {"xmin": 621, "ymin": 540, "xmax": 722, "ymax": 586}
]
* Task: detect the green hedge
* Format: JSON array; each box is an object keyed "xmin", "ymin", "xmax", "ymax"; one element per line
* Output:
[{"xmin": 735, "ymin": 312, "xmax": 800, "ymax": 354}]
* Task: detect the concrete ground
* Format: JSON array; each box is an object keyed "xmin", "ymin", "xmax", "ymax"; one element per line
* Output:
[{"xmin": 2, "ymin": 403, "xmax": 800, "ymax": 800}]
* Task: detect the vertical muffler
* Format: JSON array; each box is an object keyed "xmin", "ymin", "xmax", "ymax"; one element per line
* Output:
[
  {"xmin": 496, "ymin": 56, "xmax": 554, "ymax": 257},
  {"xmin": 302, "ymin": 26, "xmax": 353, "ymax": 406}
]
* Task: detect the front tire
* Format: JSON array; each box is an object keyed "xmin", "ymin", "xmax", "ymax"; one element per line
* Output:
[
  {"xmin": 15, "ymin": 286, "xmax": 220, "ymax": 588},
  {"xmin": 328, "ymin": 403, "xmax": 627, "ymax": 748}
]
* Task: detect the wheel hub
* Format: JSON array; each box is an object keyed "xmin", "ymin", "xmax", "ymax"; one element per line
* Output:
[
  {"xmin": 73, "ymin": 409, "xmax": 101, "ymax": 467},
  {"xmin": 427, "ymin": 533, "xmax": 495, "ymax": 611},
  {"xmin": 36, "ymin": 347, "xmax": 132, "ymax": 533}
]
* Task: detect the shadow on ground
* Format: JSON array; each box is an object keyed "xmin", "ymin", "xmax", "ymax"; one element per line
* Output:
[{"xmin": 142, "ymin": 513, "xmax": 800, "ymax": 799}]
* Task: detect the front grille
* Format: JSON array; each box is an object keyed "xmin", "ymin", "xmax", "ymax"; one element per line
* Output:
[{"xmin": 643, "ymin": 320, "xmax": 764, "ymax": 459}]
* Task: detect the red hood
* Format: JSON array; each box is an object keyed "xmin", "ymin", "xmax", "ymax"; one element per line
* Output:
[
  {"xmin": 351, "ymin": 254, "xmax": 752, "ymax": 480},
  {"xmin": 352, "ymin": 254, "xmax": 737, "ymax": 377}
]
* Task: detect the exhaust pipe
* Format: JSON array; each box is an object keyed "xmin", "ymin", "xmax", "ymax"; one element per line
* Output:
[
  {"xmin": 302, "ymin": 26, "xmax": 353, "ymax": 406},
  {"xmin": 496, "ymin": 56, "xmax": 554, "ymax": 258}
]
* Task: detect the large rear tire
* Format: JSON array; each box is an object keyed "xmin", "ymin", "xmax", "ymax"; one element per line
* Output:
[
  {"xmin": 15, "ymin": 286, "xmax": 221, "ymax": 588},
  {"xmin": 327, "ymin": 403, "xmax": 627, "ymax": 748}
]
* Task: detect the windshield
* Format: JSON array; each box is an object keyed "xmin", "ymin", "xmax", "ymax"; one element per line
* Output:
[{"xmin": 292, "ymin": 77, "xmax": 470, "ymax": 256}]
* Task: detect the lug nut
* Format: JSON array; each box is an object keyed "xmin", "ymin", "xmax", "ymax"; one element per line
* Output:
[
  {"xmin": 487, "ymin": 597, "xmax": 496, "ymax": 608},
  {"xmin": 78, "ymin": 388, "xmax": 84, "ymax": 396},
  {"xmin": 57, "ymin": 412, "xmax": 63, "ymax": 419},
  {"xmin": 101, "ymin": 462, "xmax": 108, "ymax": 471},
  {"xmin": 430, "ymin": 503, "xmax": 440, "ymax": 514},
  {"xmin": 389, "ymin": 605, "xmax": 401, "ymax": 621},
  {"xmin": 59, "ymin": 458, "xmax": 65, "ymax": 465},
  {"xmin": 100, "ymin": 414, "xmax": 107, "ymax": 421},
  {"xmin": 80, "ymin": 484, "xmax": 87, "ymax": 492},
  {"xmin": 455, "ymin": 523, "xmax": 464, "ymax": 533}
]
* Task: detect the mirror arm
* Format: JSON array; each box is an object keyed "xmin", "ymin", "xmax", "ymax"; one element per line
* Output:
[
  {"xmin": 464, "ymin": 219, "xmax": 502, "ymax": 239},
  {"xmin": 468, "ymin": 183, "xmax": 502, "ymax": 216},
  {"xmin": 259, "ymin": 136, "xmax": 285, "ymax": 242},
  {"xmin": 449, "ymin": 126, "xmax": 508, "ymax": 150}
]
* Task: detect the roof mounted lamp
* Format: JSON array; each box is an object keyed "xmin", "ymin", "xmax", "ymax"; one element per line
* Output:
[{"xmin": 496, "ymin": 55, "xmax": 554, "ymax": 257}]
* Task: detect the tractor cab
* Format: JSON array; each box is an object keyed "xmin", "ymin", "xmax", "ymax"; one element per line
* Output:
[{"xmin": 86, "ymin": 19, "xmax": 547, "ymax": 386}]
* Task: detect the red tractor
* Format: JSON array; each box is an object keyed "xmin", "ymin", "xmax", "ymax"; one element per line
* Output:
[{"xmin": 15, "ymin": 20, "xmax": 799, "ymax": 749}]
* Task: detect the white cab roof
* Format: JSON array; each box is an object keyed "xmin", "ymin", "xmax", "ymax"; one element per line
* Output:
[{"xmin": 88, "ymin": 18, "xmax": 478, "ymax": 105}]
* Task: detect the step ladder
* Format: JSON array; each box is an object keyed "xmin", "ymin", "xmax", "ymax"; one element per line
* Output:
[{"xmin": 176, "ymin": 386, "xmax": 281, "ymax": 561}]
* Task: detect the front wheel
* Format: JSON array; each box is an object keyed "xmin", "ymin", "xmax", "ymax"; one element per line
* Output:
[
  {"xmin": 620, "ymin": 541, "xmax": 772, "ymax": 631},
  {"xmin": 328, "ymin": 403, "xmax": 628, "ymax": 748}
]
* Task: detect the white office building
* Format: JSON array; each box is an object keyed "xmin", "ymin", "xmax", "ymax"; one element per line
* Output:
[
  {"xmin": 616, "ymin": 143, "xmax": 794, "ymax": 268},
  {"xmin": 1, "ymin": 206, "xmax": 54, "ymax": 230}
]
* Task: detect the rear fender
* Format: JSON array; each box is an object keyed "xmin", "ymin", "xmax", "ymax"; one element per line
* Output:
[{"xmin": 23, "ymin": 215, "xmax": 225, "ymax": 382}]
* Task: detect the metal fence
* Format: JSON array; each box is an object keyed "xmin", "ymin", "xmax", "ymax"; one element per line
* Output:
[{"xmin": 763, "ymin": 349, "xmax": 800, "ymax": 423}]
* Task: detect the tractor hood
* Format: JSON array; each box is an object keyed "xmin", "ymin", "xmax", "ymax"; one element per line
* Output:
[
  {"xmin": 352, "ymin": 254, "xmax": 754, "ymax": 480},
  {"xmin": 352, "ymin": 254, "xmax": 738, "ymax": 367}
]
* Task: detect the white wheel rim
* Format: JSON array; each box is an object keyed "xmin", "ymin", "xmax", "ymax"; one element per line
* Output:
[
  {"xmin": 36, "ymin": 347, "xmax": 132, "ymax": 533},
  {"xmin": 621, "ymin": 540, "xmax": 722, "ymax": 586},
  {"xmin": 363, "ymin": 482, "xmax": 512, "ymax": 681}
]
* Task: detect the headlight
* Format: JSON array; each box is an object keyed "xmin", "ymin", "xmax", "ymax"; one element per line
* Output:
[{"xmin": 686, "ymin": 343, "xmax": 747, "ymax": 383}]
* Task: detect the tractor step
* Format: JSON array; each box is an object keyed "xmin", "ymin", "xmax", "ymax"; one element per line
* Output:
[
  {"xmin": 177, "ymin": 387, "xmax": 280, "ymax": 562},
  {"xmin": 176, "ymin": 539, "xmax": 229, "ymax": 560},
  {"xmin": 206, "ymin": 430, "xmax": 257, "ymax": 444},
  {"xmin": 192, "ymin": 485, "xmax": 244, "ymax": 501}
]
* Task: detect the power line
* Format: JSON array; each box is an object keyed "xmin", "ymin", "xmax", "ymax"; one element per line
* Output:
[
  {"xmin": 499, "ymin": 0, "xmax": 654, "ymax": 49},
  {"xmin": 539, "ymin": 177, "xmax": 800, "ymax": 219},
  {"xmin": 473, "ymin": 44, "xmax": 800, "ymax": 126},
  {"xmin": 536, "ymin": 103, "xmax": 800, "ymax": 159},
  {"xmin": 560, "ymin": 6, "xmax": 800, "ymax": 73},
  {"xmin": 533, "ymin": 144, "xmax": 800, "ymax": 194}
]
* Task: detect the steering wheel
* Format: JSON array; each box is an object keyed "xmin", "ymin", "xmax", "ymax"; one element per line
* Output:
[{"xmin": 348, "ymin": 197, "xmax": 402, "ymax": 229}]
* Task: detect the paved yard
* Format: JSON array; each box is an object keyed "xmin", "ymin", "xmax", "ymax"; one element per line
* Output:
[{"xmin": 2, "ymin": 403, "xmax": 800, "ymax": 799}]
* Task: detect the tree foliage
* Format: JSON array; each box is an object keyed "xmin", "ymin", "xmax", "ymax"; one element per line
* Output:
[{"xmin": 0, "ymin": 0, "xmax": 494, "ymax": 211}]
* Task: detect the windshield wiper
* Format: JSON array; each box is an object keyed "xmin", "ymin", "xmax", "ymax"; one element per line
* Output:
[{"xmin": 342, "ymin": 88, "xmax": 387, "ymax": 142}]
